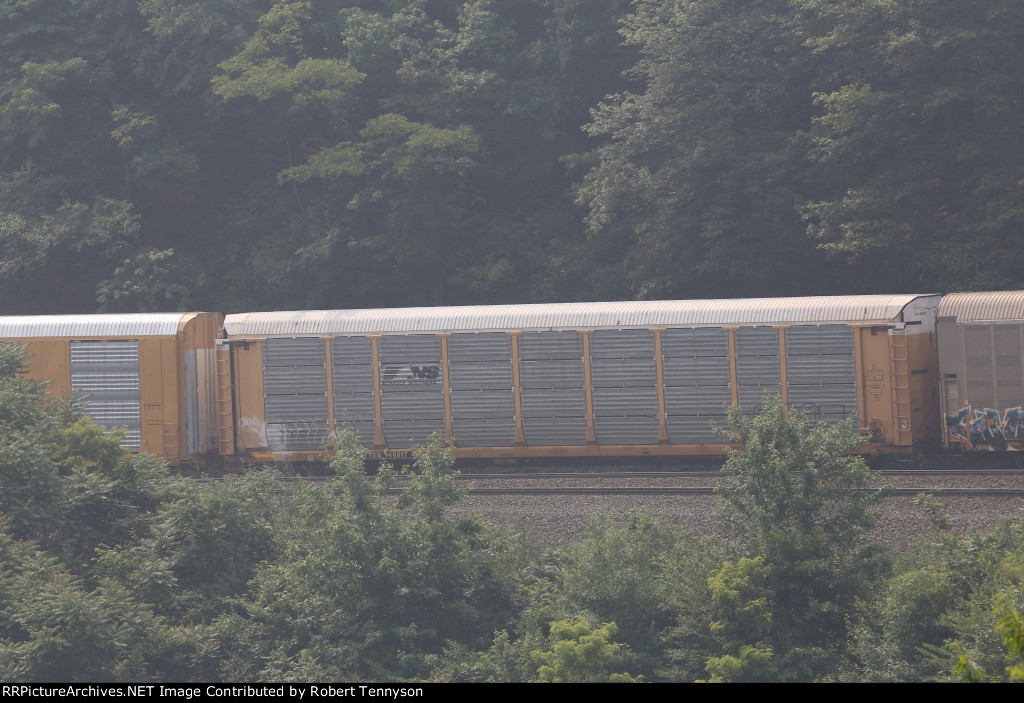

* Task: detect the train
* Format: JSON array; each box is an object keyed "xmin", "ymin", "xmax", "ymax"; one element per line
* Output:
[{"xmin": 1, "ymin": 291, "xmax": 1022, "ymax": 466}]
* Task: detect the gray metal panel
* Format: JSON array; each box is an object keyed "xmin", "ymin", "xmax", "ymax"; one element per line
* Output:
[
  {"xmin": 263, "ymin": 337, "xmax": 325, "ymax": 366},
  {"xmin": 331, "ymin": 338, "xmax": 375, "ymax": 435},
  {"xmin": 381, "ymin": 391, "xmax": 445, "ymax": 420},
  {"xmin": 736, "ymin": 353, "xmax": 781, "ymax": 380},
  {"xmin": 185, "ymin": 349, "xmax": 198, "ymax": 454},
  {"xmin": 735, "ymin": 328, "xmax": 780, "ymax": 412},
  {"xmin": 332, "ymin": 365, "xmax": 374, "ymax": 394},
  {"xmin": 593, "ymin": 416, "xmax": 660, "ymax": 444},
  {"xmin": 267, "ymin": 420, "xmax": 329, "ymax": 451},
  {"xmin": 661, "ymin": 327, "xmax": 730, "ymax": 357},
  {"xmin": 519, "ymin": 359, "xmax": 585, "ymax": 388},
  {"xmin": 735, "ymin": 326, "xmax": 780, "ymax": 356},
  {"xmin": 522, "ymin": 417, "xmax": 587, "ymax": 445},
  {"xmin": 265, "ymin": 393, "xmax": 328, "ymax": 417},
  {"xmin": 334, "ymin": 420, "xmax": 376, "ymax": 447},
  {"xmin": 195, "ymin": 347, "xmax": 217, "ymax": 454},
  {"xmin": 331, "ymin": 336, "xmax": 373, "ymax": 364},
  {"xmin": 334, "ymin": 392, "xmax": 375, "ymax": 420},
  {"xmin": 667, "ymin": 414, "xmax": 728, "ymax": 443},
  {"xmin": 788, "ymin": 384, "xmax": 858, "ymax": 414},
  {"xmin": 518, "ymin": 331, "xmax": 582, "ymax": 360},
  {"xmin": 448, "ymin": 360, "xmax": 514, "ymax": 390},
  {"xmin": 377, "ymin": 335, "xmax": 443, "ymax": 446},
  {"xmin": 382, "ymin": 418, "xmax": 446, "ymax": 447},
  {"xmin": 447, "ymin": 332, "xmax": 512, "ymax": 361},
  {"xmin": 665, "ymin": 385, "xmax": 732, "ymax": 413},
  {"xmin": 450, "ymin": 389, "xmax": 515, "ymax": 417},
  {"xmin": 70, "ymin": 341, "xmax": 142, "ymax": 451},
  {"xmin": 994, "ymin": 326, "xmax": 1022, "ymax": 383},
  {"xmin": 737, "ymin": 387, "xmax": 780, "ymax": 413},
  {"xmin": 378, "ymin": 334, "xmax": 441, "ymax": 363},
  {"xmin": 520, "ymin": 389, "xmax": 587, "ymax": 417},
  {"xmin": 784, "ymin": 325, "xmax": 854, "ymax": 355},
  {"xmin": 786, "ymin": 356, "xmax": 856, "ymax": 385},
  {"xmin": 262, "ymin": 338, "xmax": 329, "ymax": 451},
  {"xmin": 590, "ymin": 357, "xmax": 657, "ymax": 387},
  {"xmin": 451, "ymin": 418, "xmax": 516, "ymax": 447},
  {"xmin": 663, "ymin": 355, "xmax": 731, "ymax": 385},
  {"xmin": 592, "ymin": 386, "xmax": 659, "ymax": 415},
  {"xmin": 264, "ymin": 367, "xmax": 328, "ymax": 394},
  {"xmin": 589, "ymin": 329, "xmax": 655, "ymax": 358}
]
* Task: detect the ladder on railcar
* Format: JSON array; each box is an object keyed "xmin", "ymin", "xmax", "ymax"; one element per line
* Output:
[{"xmin": 889, "ymin": 328, "xmax": 914, "ymax": 456}]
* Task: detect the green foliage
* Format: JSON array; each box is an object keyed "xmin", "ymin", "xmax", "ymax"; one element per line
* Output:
[
  {"xmin": 954, "ymin": 595, "xmax": 1024, "ymax": 683},
  {"xmin": 700, "ymin": 557, "xmax": 777, "ymax": 682},
  {"xmin": 555, "ymin": 514, "xmax": 679, "ymax": 676},
  {"xmin": 95, "ymin": 248, "xmax": 194, "ymax": 312},
  {"xmin": 214, "ymin": 434, "xmax": 516, "ymax": 680},
  {"xmin": 530, "ymin": 617, "xmax": 643, "ymax": 683},
  {"xmin": 715, "ymin": 398, "xmax": 888, "ymax": 679}
]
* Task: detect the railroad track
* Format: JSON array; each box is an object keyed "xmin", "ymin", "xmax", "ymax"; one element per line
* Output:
[{"xmin": 220, "ymin": 470, "xmax": 1024, "ymax": 497}]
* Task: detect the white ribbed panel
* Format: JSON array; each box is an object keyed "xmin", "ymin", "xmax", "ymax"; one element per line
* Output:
[
  {"xmin": 0, "ymin": 313, "xmax": 187, "ymax": 338},
  {"xmin": 224, "ymin": 295, "xmax": 930, "ymax": 337}
]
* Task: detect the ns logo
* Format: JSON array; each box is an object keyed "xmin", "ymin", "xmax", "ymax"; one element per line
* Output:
[{"xmin": 381, "ymin": 364, "xmax": 441, "ymax": 384}]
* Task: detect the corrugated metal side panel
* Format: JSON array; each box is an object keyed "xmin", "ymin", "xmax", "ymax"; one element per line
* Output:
[
  {"xmin": 518, "ymin": 331, "xmax": 582, "ymax": 359},
  {"xmin": 939, "ymin": 291, "xmax": 1024, "ymax": 321},
  {"xmin": 519, "ymin": 332, "xmax": 586, "ymax": 445},
  {"xmin": 965, "ymin": 326, "xmax": 994, "ymax": 408},
  {"xmin": 0, "ymin": 313, "xmax": 188, "ymax": 338},
  {"xmin": 224, "ymin": 295, "xmax": 922, "ymax": 336},
  {"xmin": 185, "ymin": 350, "xmax": 199, "ymax": 454},
  {"xmin": 448, "ymin": 332, "xmax": 511, "ymax": 361},
  {"xmin": 994, "ymin": 326, "xmax": 1024, "ymax": 408},
  {"xmin": 666, "ymin": 415, "xmax": 728, "ymax": 443},
  {"xmin": 784, "ymin": 326, "xmax": 858, "ymax": 423},
  {"xmin": 785, "ymin": 325, "xmax": 854, "ymax": 356},
  {"xmin": 264, "ymin": 337, "xmax": 325, "ymax": 366},
  {"xmin": 664, "ymin": 385, "xmax": 733, "ymax": 413},
  {"xmin": 196, "ymin": 347, "xmax": 217, "ymax": 454},
  {"xmin": 448, "ymin": 334, "xmax": 515, "ymax": 446},
  {"xmin": 70, "ymin": 341, "xmax": 142, "ymax": 451},
  {"xmin": 662, "ymin": 328, "xmax": 731, "ymax": 443},
  {"xmin": 735, "ymin": 327, "xmax": 780, "ymax": 413},
  {"xmin": 590, "ymin": 329, "xmax": 656, "ymax": 359},
  {"xmin": 589, "ymin": 330, "xmax": 658, "ymax": 444},
  {"xmin": 379, "ymin": 335, "xmax": 444, "ymax": 446},
  {"xmin": 331, "ymin": 337, "xmax": 375, "ymax": 446},
  {"xmin": 263, "ymin": 338, "xmax": 328, "ymax": 451}
]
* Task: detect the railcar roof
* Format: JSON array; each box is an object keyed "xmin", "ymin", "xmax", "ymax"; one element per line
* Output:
[
  {"xmin": 938, "ymin": 291, "xmax": 1024, "ymax": 321},
  {"xmin": 0, "ymin": 313, "xmax": 191, "ymax": 338},
  {"xmin": 224, "ymin": 295, "xmax": 933, "ymax": 336}
]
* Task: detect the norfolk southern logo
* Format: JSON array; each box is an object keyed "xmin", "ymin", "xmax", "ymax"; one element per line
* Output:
[{"xmin": 381, "ymin": 364, "xmax": 441, "ymax": 385}]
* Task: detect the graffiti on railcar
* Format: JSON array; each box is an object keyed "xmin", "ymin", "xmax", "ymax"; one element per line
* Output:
[{"xmin": 945, "ymin": 405, "xmax": 1024, "ymax": 450}]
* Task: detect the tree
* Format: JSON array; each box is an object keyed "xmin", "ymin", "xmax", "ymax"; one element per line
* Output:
[
  {"xmin": 214, "ymin": 434, "xmax": 517, "ymax": 681},
  {"xmin": 578, "ymin": 0, "xmax": 840, "ymax": 300},
  {"xmin": 714, "ymin": 398, "xmax": 888, "ymax": 679},
  {"xmin": 530, "ymin": 617, "xmax": 643, "ymax": 683}
]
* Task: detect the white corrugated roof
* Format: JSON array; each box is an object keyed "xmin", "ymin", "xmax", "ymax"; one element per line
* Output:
[
  {"xmin": 0, "ymin": 313, "xmax": 190, "ymax": 338},
  {"xmin": 224, "ymin": 295, "xmax": 929, "ymax": 337},
  {"xmin": 938, "ymin": 291, "xmax": 1024, "ymax": 321}
]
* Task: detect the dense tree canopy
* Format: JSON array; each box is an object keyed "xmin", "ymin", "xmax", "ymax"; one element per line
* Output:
[{"xmin": 1, "ymin": 1, "xmax": 1019, "ymax": 315}]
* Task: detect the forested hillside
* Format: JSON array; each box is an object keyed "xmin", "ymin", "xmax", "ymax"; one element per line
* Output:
[
  {"xmin": 1, "ymin": 342, "xmax": 1021, "ymax": 682},
  {"xmin": 1, "ymin": 0, "xmax": 1022, "ymax": 314}
]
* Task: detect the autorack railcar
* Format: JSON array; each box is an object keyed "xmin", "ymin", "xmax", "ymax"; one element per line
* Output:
[
  {"xmin": 0, "ymin": 312, "xmax": 222, "ymax": 465},
  {"xmin": 938, "ymin": 291, "xmax": 1024, "ymax": 452},
  {"xmin": 222, "ymin": 294, "xmax": 941, "ymax": 462}
]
